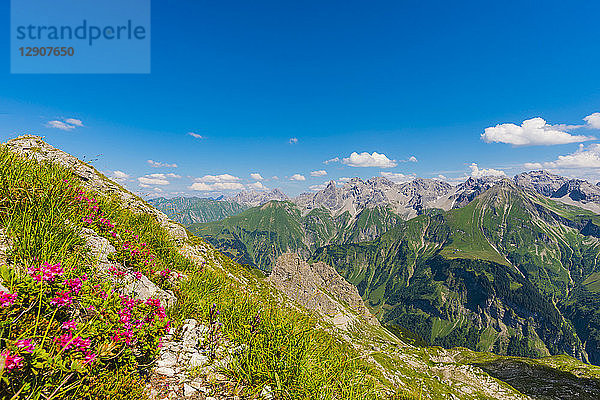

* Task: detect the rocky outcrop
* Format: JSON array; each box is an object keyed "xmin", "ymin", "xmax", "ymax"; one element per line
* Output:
[
  {"xmin": 149, "ymin": 318, "xmax": 245, "ymax": 400},
  {"xmin": 268, "ymin": 253, "xmax": 379, "ymax": 329},
  {"xmin": 514, "ymin": 170, "xmax": 569, "ymax": 197},
  {"xmin": 80, "ymin": 227, "xmax": 177, "ymax": 308},
  {"xmin": 552, "ymin": 179, "xmax": 600, "ymax": 202},
  {"xmin": 295, "ymin": 177, "xmax": 452, "ymax": 219},
  {"xmin": 3, "ymin": 135, "xmax": 188, "ymax": 244},
  {"xmin": 231, "ymin": 189, "xmax": 288, "ymax": 207}
]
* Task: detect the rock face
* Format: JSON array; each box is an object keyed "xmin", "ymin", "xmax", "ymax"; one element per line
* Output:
[
  {"xmin": 231, "ymin": 188, "xmax": 288, "ymax": 207},
  {"xmin": 514, "ymin": 170, "xmax": 569, "ymax": 197},
  {"xmin": 553, "ymin": 180, "xmax": 600, "ymax": 201},
  {"xmin": 268, "ymin": 253, "xmax": 379, "ymax": 329},
  {"xmin": 295, "ymin": 177, "xmax": 452, "ymax": 219},
  {"xmin": 149, "ymin": 319, "xmax": 240, "ymax": 399},
  {"xmin": 3, "ymin": 135, "xmax": 188, "ymax": 244}
]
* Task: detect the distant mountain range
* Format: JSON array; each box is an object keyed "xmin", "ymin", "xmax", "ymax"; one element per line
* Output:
[
  {"xmin": 148, "ymin": 197, "xmax": 248, "ymax": 225},
  {"xmin": 181, "ymin": 171, "xmax": 600, "ymax": 364}
]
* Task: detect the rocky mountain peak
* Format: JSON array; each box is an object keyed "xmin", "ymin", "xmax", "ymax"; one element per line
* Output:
[
  {"xmin": 514, "ymin": 170, "xmax": 569, "ymax": 196},
  {"xmin": 231, "ymin": 188, "xmax": 289, "ymax": 207},
  {"xmin": 268, "ymin": 253, "xmax": 380, "ymax": 329},
  {"xmin": 552, "ymin": 179, "xmax": 600, "ymax": 203}
]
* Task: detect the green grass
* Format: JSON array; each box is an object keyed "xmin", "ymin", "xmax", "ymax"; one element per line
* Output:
[{"xmin": 0, "ymin": 145, "xmax": 387, "ymax": 399}]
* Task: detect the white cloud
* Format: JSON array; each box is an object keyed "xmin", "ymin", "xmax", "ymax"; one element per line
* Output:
[
  {"xmin": 188, "ymin": 132, "xmax": 204, "ymax": 139},
  {"xmin": 272, "ymin": 176, "xmax": 280, "ymax": 180},
  {"xmin": 398, "ymin": 156, "xmax": 419, "ymax": 163},
  {"xmin": 137, "ymin": 172, "xmax": 180, "ymax": 186},
  {"xmin": 248, "ymin": 181, "xmax": 268, "ymax": 190},
  {"xmin": 481, "ymin": 117, "xmax": 595, "ymax": 146},
  {"xmin": 324, "ymin": 157, "xmax": 340, "ymax": 165},
  {"xmin": 584, "ymin": 113, "xmax": 600, "ymax": 129},
  {"xmin": 250, "ymin": 173, "xmax": 264, "ymax": 181},
  {"xmin": 46, "ymin": 118, "xmax": 84, "ymax": 131},
  {"xmin": 64, "ymin": 118, "xmax": 83, "ymax": 127},
  {"xmin": 146, "ymin": 173, "xmax": 181, "ymax": 179},
  {"xmin": 523, "ymin": 162, "xmax": 544, "ymax": 169},
  {"xmin": 289, "ymin": 137, "xmax": 298, "ymax": 144},
  {"xmin": 148, "ymin": 159, "xmax": 178, "ymax": 168},
  {"xmin": 189, "ymin": 182, "xmax": 245, "ymax": 191},
  {"xmin": 530, "ymin": 144, "xmax": 600, "ymax": 169},
  {"xmin": 138, "ymin": 176, "xmax": 170, "ymax": 186},
  {"xmin": 342, "ymin": 151, "xmax": 397, "ymax": 168},
  {"xmin": 338, "ymin": 177, "xmax": 351, "ymax": 183},
  {"xmin": 112, "ymin": 170, "xmax": 129, "ymax": 179},
  {"xmin": 195, "ymin": 174, "xmax": 240, "ymax": 183},
  {"xmin": 342, "ymin": 151, "xmax": 398, "ymax": 168},
  {"xmin": 290, "ymin": 173, "xmax": 306, "ymax": 181},
  {"xmin": 380, "ymin": 171, "xmax": 416, "ymax": 183},
  {"xmin": 469, "ymin": 163, "xmax": 507, "ymax": 178},
  {"xmin": 310, "ymin": 170, "xmax": 327, "ymax": 177}
]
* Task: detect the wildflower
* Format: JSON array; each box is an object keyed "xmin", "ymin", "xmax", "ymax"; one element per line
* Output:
[
  {"xmin": 28, "ymin": 261, "xmax": 63, "ymax": 282},
  {"xmin": 65, "ymin": 278, "xmax": 83, "ymax": 295},
  {"xmin": 0, "ymin": 291, "xmax": 17, "ymax": 307},
  {"xmin": 62, "ymin": 320, "xmax": 77, "ymax": 331},
  {"xmin": 50, "ymin": 290, "xmax": 73, "ymax": 307},
  {"xmin": 0, "ymin": 349, "xmax": 23, "ymax": 372},
  {"xmin": 15, "ymin": 339, "xmax": 35, "ymax": 353},
  {"xmin": 71, "ymin": 336, "xmax": 92, "ymax": 350},
  {"xmin": 54, "ymin": 333, "xmax": 74, "ymax": 350},
  {"xmin": 84, "ymin": 352, "xmax": 97, "ymax": 364}
]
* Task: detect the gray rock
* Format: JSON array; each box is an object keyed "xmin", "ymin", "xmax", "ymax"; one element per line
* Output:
[
  {"xmin": 189, "ymin": 352, "xmax": 209, "ymax": 367},
  {"xmin": 156, "ymin": 367, "xmax": 176, "ymax": 377},
  {"xmin": 157, "ymin": 352, "xmax": 177, "ymax": 368},
  {"xmin": 260, "ymin": 385, "xmax": 273, "ymax": 400},
  {"xmin": 183, "ymin": 383, "xmax": 197, "ymax": 397}
]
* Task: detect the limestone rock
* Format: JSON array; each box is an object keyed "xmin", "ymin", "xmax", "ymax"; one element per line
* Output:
[{"xmin": 268, "ymin": 253, "xmax": 380, "ymax": 329}]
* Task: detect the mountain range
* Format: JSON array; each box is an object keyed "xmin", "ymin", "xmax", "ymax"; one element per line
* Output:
[
  {"xmin": 4, "ymin": 135, "xmax": 600, "ymax": 399},
  {"xmin": 182, "ymin": 171, "xmax": 600, "ymax": 365}
]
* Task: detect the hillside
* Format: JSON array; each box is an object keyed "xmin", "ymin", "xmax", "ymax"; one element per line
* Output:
[
  {"xmin": 312, "ymin": 180, "xmax": 600, "ymax": 363},
  {"xmin": 190, "ymin": 200, "xmax": 402, "ymax": 270},
  {"xmin": 191, "ymin": 178, "xmax": 600, "ymax": 364},
  {"xmin": 148, "ymin": 196, "xmax": 247, "ymax": 225},
  {"xmin": 3, "ymin": 135, "xmax": 600, "ymax": 400}
]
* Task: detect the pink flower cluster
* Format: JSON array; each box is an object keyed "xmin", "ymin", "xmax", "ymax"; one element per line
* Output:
[
  {"xmin": 0, "ymin": 349, "xmax": 23, "ymax": 372},
  {"xmin": 28, "ymin": 261, "xmax": 64, "ymax": 282},
  {"xmin": 68, "ymin": 185, "xmax": 117, "ymax": 237},
  {"xmin": 50, "ymin": 290, "xmax": 73, "ymax": 307},
  {"xmin": 54, "ymin": 332, "xmax": 91, "ymax": 352},
  {"xmin": 15, "ymin": 339, "xmax": 35, "ymax": 353},
  {"xmin": 0, "ymin": 291, "xmax": 17, "ymax": 307}
]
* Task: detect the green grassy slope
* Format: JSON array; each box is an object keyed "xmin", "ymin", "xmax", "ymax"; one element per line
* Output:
[
  {"xmin": 312, "ymin": 181, "xmax": 600, "ymax": 363},
  {"xmin": 190, "ymin": 202, "xmax": 402, "ymax": 271},
  {"xmin": 5, "ymin": 139, "xmax": 600, "ymax": 399}
]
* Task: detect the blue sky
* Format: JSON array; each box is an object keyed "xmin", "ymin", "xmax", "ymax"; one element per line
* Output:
[{"xmin": 2, "ymin": 0, "xmax": 600, "ymax": 198}]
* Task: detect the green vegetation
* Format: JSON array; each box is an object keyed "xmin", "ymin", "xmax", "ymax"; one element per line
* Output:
[
  {"xmin": 149, "ymin": 196, "xmax": 247, "ymax": 225},
  {"xmin": 191, "ymin": 202, "xmax": 401, "ymax": 271},
  {"xmin": 312, "ymin": 182, "xmax": 600, "ymax": 363},
  {"xmin": 0, "ymin": 146, "xmax": 384, "ymax": 399}
]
